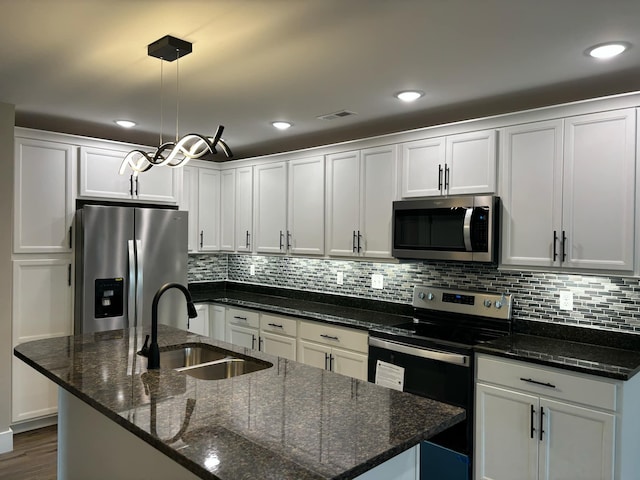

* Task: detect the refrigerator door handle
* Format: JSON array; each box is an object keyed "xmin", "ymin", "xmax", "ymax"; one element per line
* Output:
[
  {"xmin": 135, "ymin": 239, "xmax": 143, "ymax": 327},
  {"xmin": 127, "ymin": 240, "xmax": 136, "ymax": 326}
]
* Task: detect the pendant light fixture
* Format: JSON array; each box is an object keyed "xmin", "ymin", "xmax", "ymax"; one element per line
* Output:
[{"xmin": 120, "ymin": 35, "xmax": 232, "ymax": 176}]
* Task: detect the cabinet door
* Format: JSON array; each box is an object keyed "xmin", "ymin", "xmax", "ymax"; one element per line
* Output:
[
  {"xmin": 562, "ymin": 109, "xmax": 636, "ymax": 271},
  {"xmin": 220, "ymin": 169, "xmax": 236, "ymax": 251},
  {"xmin": 288, "ymin": 156, "xmax": 325, "ymax": 255},
  {"xmin": 298, "ymin": 339, "xmax": 331, "ymax": 370},
  {"xmin": 12, "ymin": 258, "xmax": 72, "ymax": 422},
  {"xmin": 235, "ymin": 166, "xmax": 254, "ymax": 252},
  {"xmin": 209, "ymin": 305, "xmax": 226, "ymax": 342},
  {"xmin": 226, "ymin": 323, "xmax": 258, "ymax": 349},
  {"xmin": 261, "ymin": 331, "xmax": 296, "ymax": 360},
  {"xmin": 475, "ymin": 383, "xmax": 538, "ymax": 480},
  {"xmin": 401, "ymin": 137, "xmax": 445, "ymax": 198},
  {"xmin": 445, "ymin": 129, "xmax": 497, "ymax": 195},
  {"xmin": 331, "ymin": 347, "xmax": 368, "ymax": 381},
  {"xmin": 14, "ymin": 138, "xmax": 74, "ymax": 253},
  {"xmin": 135, "ymin": 166, "xmax": 178, "ymax": 204},
  {"xmin": 79, "ymin": 146, "xmax": 133, "ymax": 200},
  {"xmin": 360, "ymin": 145, "xmax": 397, "ymax": 258},
  {"xmin": 538, "ymin": 398, "xmax": 614, "ymax": 480},
  {"xmin": 500, "ymin": 120, "xmax": 563, "ymax": 267},
  {"xmin": 197, "ymin": 168, "xmax": 221, "ymax": 251},
  {"xmin": 179, "ymin": 165, "xmax": 198, "ymax": 253},
  {"xmin": 254, "ymin": 162, "xmax": 287, "ymax": 253},
  {"xmin": 326, "ymin": 151, "xmax": 361, "ymax": 256},
  {"xmin": 188, "ymin": 303, "xmax": 210, "ymax": 336}
]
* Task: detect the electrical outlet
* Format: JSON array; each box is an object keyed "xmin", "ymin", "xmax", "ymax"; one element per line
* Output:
[
  {"xmin": 249, "ymin": 264, "xmax": 255, "ymax": 276},
  {"xmin": 337, "ymin": 272, "xmax": 344, "ymax": 285},
  {"xmin": 559, "ymin": 291, "xmax": 573, "ymax": 311},
  {"xmin": 371, "ymin": 274, "xmax": 384, "ymax": 290}
]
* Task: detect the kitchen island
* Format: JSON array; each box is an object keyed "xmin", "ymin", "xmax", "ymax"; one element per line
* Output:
[{"xmin": 14, "ymin": 324, "xmax": 464, "ymax": 480}]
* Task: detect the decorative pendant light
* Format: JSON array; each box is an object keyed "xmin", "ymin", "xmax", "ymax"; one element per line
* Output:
[{"xmin": 120, "ymin": 35, "xmax": 232, "ymax": 176}]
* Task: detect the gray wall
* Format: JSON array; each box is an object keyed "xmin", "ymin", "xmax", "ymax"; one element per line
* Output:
[
  {"xmin": 189, "ymin": 254, "xmax": 640, "ymax": 335},
  {"xmin": 0, "ymin": 102, "xmax": 15, "ymax": 449}
]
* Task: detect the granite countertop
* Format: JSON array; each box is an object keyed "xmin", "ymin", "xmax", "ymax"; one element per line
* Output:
[
  {"xmin": 14, "ymin": 325, "xmax": 464, "ymax": 480},
  {"xmin": 475, "ymin": 333, "xmax": 640, "ymax": 381},
  {"xmin": 190, "ymin": 282, "xmax": 640, "ymax": 382},
  {"xmin": 188, "ymin": 282, "xmax": 414, "ymax": 331}
]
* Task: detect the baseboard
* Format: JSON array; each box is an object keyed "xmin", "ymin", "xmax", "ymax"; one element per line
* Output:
[
  {"xmin": 0, "ymin": 428, "xmax": 14, "ymax": 454},
  {"xmin": 11, "ymin": 414, "xmax": 57, "ymax": 434}
]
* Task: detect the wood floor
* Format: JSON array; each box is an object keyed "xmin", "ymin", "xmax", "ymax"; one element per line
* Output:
[{"xmin": 0, "ymin": 426, "xmax": 57, "ymax": 480}]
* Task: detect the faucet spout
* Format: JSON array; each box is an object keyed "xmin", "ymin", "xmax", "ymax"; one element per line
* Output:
[{"xmin": 147, "ymin": 282, "xmax": 198, "ymax": 370}]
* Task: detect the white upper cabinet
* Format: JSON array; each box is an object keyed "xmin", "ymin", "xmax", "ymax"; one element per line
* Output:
[
  {"xmin": 501, "ymin": 120, "xmax": 563, "ymax": 267},
  {"xmin": 179, "ymin": 165, "xmax": 198, "ymax": 253},
  {"xmin": 197, "ymin": 167, "xmax": 221, "ymax": 251},
  {"xmin": 401, "ymin": 129, "xmax": 496, "ymax": 197},
  {"xmin": 14, "ymin": 137, "xmax": 74, "ymax": 253},
  {"xmin": 78, "ymin": 145, "xmax": 178, "ymax": 204},
  {"xmin": 562, "ymin": 109, "xmax": 636, "ymax": 271},
  {"xmin": 254, "ymin": 162, "xmax": 288, "ymax": 254},
  {"xmin": 326, "ymin": 145, "xmax": 397, "ymax": 258},
  {"xmin": 288, "ymin": 155, "xmax": 325, "ymax": 256},
  {"xmin": 219, "ymin": 169, "xmax": 236, "ymax": 251},
  {"xmin": 235, "ymin": 166, "xmax": 254, "ymax": 252},
  {"xmin": 326, "ymin": 150, "xmax": 361, "ymax": 256},
  {"xmin": 501, "ymin": 109, "xmax": 636, "ymax": 271}
]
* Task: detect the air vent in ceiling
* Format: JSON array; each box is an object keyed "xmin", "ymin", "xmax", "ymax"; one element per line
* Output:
[{"xmin": 317, "ymin": 110, "xmax": 357, "ymax": 120}]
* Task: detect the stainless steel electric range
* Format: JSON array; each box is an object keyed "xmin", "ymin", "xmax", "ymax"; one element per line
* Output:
[{"xmin": 368, "ymin": 285, "xmax": 513, "ymax": 471}]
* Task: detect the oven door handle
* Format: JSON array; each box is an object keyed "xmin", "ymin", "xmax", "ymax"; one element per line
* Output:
[{"xmin": 369, "ymin": 337, "xmax": 469, "ymax": 367}]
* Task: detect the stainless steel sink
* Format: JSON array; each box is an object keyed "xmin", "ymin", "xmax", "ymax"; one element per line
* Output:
[
  {"xmin": 159, "ymin": 344, "xmax": 272, "ymax": 380},
  {"xmin": 160, "ymin": 345, "xmax": 229, "ymax": 369}
]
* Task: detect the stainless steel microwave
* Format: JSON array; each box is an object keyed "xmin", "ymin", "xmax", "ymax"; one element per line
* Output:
[{"xmin": 392, "ymin": 195, "xmax": 499, "ymax": 262}]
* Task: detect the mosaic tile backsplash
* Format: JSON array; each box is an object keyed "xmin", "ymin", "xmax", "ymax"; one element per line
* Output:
[{"xmin": 188, "ymin": 253, "xmax": 640, "ymax": 335}]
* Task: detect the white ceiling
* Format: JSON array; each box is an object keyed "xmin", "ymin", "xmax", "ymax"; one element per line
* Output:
[{"xmin": 2, "ymin": 0, "xmax": 640, "ymax": 159}]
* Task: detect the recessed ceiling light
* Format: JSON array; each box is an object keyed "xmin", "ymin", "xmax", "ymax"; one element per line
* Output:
[
  {"xmin": 586, "ymin": 42, "xmax": 630, "ymax": 59},
  {"xmin": 115, "ymin": 120, "xmax": 136, "ymax": 128},
  {"xmin": 272, "ymin": 121, "xmax": 292, "ymax": 130},
  {"xmin": 396, "ymin": 90, "xmax": 425, "ymax": 102}
]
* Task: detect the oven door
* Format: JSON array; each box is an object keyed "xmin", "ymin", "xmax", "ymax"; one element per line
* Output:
[{"xmin": 368, "ymin": 337, "xmax": 471, "ymax": 409}]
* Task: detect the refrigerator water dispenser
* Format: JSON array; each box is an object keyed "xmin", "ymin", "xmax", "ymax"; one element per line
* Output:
[{"xmin": 94, "ymin": 278, "xmax": 124, "ymax": 318}]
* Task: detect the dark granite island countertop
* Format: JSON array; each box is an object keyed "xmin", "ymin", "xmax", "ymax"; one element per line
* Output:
[{"xmin": 14, "ymin": 325, "xmax": 464, "ymax": 480}]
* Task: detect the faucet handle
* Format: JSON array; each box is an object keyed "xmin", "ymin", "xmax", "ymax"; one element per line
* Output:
[{"xmin": 137, "ymin": 335, "xmax": 150, "ymax": 357}]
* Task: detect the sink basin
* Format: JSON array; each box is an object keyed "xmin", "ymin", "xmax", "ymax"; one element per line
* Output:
[
  {"xmin": 178, "ymin": 358, "xmax": 271, "ymax": 380},
  {"xmin": 159, "ymin": 344, "xmax": 272, "ymax": 380},
  {"xmin": 160, "ymin": 345, "xmax": 229, "ymax": 369}
]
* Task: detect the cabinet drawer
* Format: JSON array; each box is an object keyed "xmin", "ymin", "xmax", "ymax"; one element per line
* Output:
[
  {"xmin": 226, "ymin": 308, "xmax": 260, "ymax": 329},
  {"xmin": 299, "ymin": 320, "xmax": 368, "ymax": 353},
  {"xmin": 260, "ymin": 313, "xmax": 297, "ymax": 337},
  {"xmin": 476, "ymin": 354, "xmax": 617, "ymax": 411}
]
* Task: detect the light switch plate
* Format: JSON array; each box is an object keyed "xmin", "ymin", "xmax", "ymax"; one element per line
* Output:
[
  {"xmin": 249, "ymin": 265, "xmax": 255, "ymax": 276},
  {"xmin": 371, "ymin": 274, "xmax": 384, "ymax": 289},
  {"xmin": 337, "ymin": 272, "xmax": 344, "ymax": 285},
  {"xmin": 559, "ymin": 291, "xmax": 573, "ymax": 310}
]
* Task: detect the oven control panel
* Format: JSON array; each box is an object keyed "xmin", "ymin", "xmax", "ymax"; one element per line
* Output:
[{"xmin": 413, "ymin": 285, "xmax": 512, "ymax": 319}]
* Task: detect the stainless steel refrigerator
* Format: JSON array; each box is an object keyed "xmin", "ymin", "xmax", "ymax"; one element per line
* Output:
[{"xmin": 74, "ymin": 204, "xmax": 188, "ymax": 334}]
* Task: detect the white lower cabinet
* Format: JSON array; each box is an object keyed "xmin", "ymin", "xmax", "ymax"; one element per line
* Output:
[
  {"xmin": 222, "ymin": 307, "xmax": 368, "ymax": 380},
  {"xmin": 259, "ymin": 313, "xmax": 297, "ymax": 360},
  {"xmin": 298, "ymin": 320, "xmax": 368, "ymax": 380},
  {"xmin": 209, "ymin": 304, "xmax": 226, "ymax": 342},
  {"xmin": 188, "ymin": 303, "xmax": 210, "ymax": 337},
  {"xmin": 225, "ymin": 307, "xmax": 259, "ymax": 349},
  {"xmin": 12, "ymin": 257, "xmax": 73, "ymax": 423},
  {"xmin": 475, "ymin": 354, "xmax": 620, "ymax": 480}
]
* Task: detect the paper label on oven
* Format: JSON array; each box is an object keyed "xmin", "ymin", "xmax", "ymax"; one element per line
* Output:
[{"xmin": 374, "ymin": 360, "xmax": 405, "ymax": 391}]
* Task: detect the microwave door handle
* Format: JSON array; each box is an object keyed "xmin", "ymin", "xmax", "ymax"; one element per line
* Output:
[{"xmin": 463, "ymin": 207, "xmax": 473, "ymax": 251}]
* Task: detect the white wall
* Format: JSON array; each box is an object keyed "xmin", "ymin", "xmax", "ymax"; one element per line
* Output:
[{"xmin": 0, "ymin": 101, "xmax": 15, "ymax": 453}]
